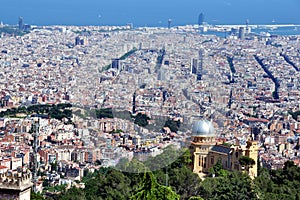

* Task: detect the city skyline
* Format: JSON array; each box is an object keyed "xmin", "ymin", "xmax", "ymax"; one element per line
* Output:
[{"xmin": 0, "ymin": 0, "xmax": 300, "ymax": 26}]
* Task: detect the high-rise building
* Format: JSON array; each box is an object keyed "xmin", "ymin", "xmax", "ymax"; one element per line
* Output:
[
  {"xmin": 245, "ymin": 19, "xmax": 251, "ymax": 34},
  {"xmin": 18, "ymin": 17, "xmax": 24, "ymax": 30},
  {"xmin": 139, "ymin": 42, "xmax": 143, "ymax": 50},
  {"xmin": 191, "ymin": 58, "xmax": 198, "ymax": 74},
  {"xmin": 158, "ymin": 68, "xmax": 166, "ymax": 81},
  {"xmin": 198, "ymin": 13, "xmax": 204, "ymax": 25},
  {"xmin": 75, "ymin": 36, "xmax": 85, "ymax": 45},
  {"xmin": 23, "ymin": 24, "xmax": 31, "ymax": 32},
  {"xmin": 111, "ymin": 59, "xmax": 120, "ymax": 69},
  {"xmin": 132, "ymin": 92, "xmax": 136, "ymax": 114},
  {"xmin": 238, "ymin": 27, "xmax": 245, "ymax": 40},
  {"xmin": 75, "ymin": 36, "xmax": 81, "ymax": 45},
  {"xmin": 126, "ymin": 23, "xmax": 133, "ymax": 29},
  {"xmin": 168, "ymin": 19, "xmax": 172, "ymax": 29},
  {"xmin": 197, "ymin": 49, "xmax": 205, "ymax": 81}
]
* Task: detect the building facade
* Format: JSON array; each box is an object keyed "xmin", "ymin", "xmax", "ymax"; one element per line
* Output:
[
  {"xmin": 0, "ymin": 170, "xmax": 32, "ymax": 200},
  {"xmin": 190, "ymin": 120, "xmax": 258, "ymax": 178},
  {"xmin": 198, "ymin": 13, "xmax": 204, "ymax": 25}
]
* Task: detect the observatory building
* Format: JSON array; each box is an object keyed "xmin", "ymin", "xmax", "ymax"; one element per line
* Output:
[{"xmin": 190, "ymin": 120, "xmax": 258, "ymax": 178}]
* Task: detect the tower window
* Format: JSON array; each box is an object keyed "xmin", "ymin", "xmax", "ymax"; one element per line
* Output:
[
  {"xmin": 199, "ymin": 156, "xmax": 202, "ymax": 166},
  {"xmin": 211, "ymin": 156, "xmax": 214, "ymax": 165}
]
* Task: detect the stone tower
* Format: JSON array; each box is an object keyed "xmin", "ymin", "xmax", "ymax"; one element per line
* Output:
[
  {"xmin": 245, "ymin": 140, "xmax": 259, "ymax": 178},
  {"xmin": 0, "ymin": 170, "xmax": 33, "ymax": 200}
]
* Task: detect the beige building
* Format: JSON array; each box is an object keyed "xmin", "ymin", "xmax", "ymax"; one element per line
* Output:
[
  {"xmin": 190, "ymin": 120, "xmax": 258, "ymax": 178},
  {"xmin": 0, "ymin": 170, "xmax": 33, "ymax": 200}
]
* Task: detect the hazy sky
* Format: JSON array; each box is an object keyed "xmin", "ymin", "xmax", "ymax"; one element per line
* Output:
[{"xmin": 1, "ymin": 0, "xmax": 299, "ymax": 26}]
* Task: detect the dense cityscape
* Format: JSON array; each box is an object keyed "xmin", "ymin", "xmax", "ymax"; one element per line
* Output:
[{"xmin": 0, "ymin": 13, "xmax": 300, "ymax": 200}]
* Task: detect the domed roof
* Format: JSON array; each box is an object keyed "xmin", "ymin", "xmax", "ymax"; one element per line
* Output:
[{"xmin": 192, "ymin": 120, "xmax": 215, "ymax": 136}]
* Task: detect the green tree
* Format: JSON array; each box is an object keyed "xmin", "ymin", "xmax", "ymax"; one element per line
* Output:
[
  {"xmin": 144, "ymin": 145, "xmax": 180, "ymax": 170},
  {"xmin": 283, "ymin": 161, "xmax": 300, "ymax": 182},
  {"xmin": 239, "ymin": 156, "xmax": 256, "ymax": 172},
  {"xmin": 134, "ymin": 113, "xmax": 150, "ymax": 127},
  {"xmin": 59, "ymin": 167, "xmax": 133, "ymax": 200},
  {"xmin": 254, "ymin": 161, "xmax": 300, "ymax": 200},
  {"xmin": 200, "ymin": 177, "xmax": 220, "ymax": 199},
  {"xmin": 95, "ymin": 108, "xmax": 114, "ymax": 119},
  {"xmin": 289, "ymin": 110, "xmax": 300, "ymax": 120},
  {"xmin": 104, "ymin": 170, "xmax": 132, "ymax": 200},
  {"xmin": 60, "ymin": 187, "xmax": 85, "ymax": 200},
  {"xmin": 85, "ymin": 168, "xmax": 132, "ymax": 200},
  {"xmin": 164, "ymin": 119, "xmax": 181, "ymax": 133},
  {"xmin": 131, "ymin": 172, "xmax": 180, "ymax": 200},
  {"xmin": 200, "ymin": 171, "xmax": 256, "ymax": 200},
  {"xmin": 50, "ymin": 161, "xmax": 58, "ymax": 171},
  {"xmin": 168, "ymin": 166, "xmax": 202, "ymax": 200},
  {"xmin": 189, "ymin": 197, "xmax": 204, "ymax": 200},
  {"xmin": 31, "ymin": 192, "xmax": 45, "ymax": 200},
  {"xmin": 254, "ymin": 168, "xmax": 274, "ymax": 199},
  {"xmin": 209, "ymin": 160, "xmax": 228, "ymax": 177},
  {"xmin": 208, "ymin": 166, "xmax": 215, "ymax": 177},
  {"xmin": 150, "ymin": 148, "xmax": 202, "ymax": 200},
  {"xmin": 167, "ymin": 148, "xmax": 192, "ymax": 169}
]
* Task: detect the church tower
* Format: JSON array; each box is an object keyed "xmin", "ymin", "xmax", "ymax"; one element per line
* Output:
[{"xmin": 245, "ymin": 140, "xmax": 259, "ymax": 178}]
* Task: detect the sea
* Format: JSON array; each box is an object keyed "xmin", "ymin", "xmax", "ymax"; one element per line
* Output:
[
  {"xmin": 0, "ymin": 0, "xmax": 300, "ymax": 36},
  {"xmin": 204, "ymin": 26, "xmax": 300, "ymax": 37}
]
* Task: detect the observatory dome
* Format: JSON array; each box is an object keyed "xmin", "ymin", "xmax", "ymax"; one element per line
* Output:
[{"xmin": 192, "ymin": 120, "xmax": 215, "ymax": 137}]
